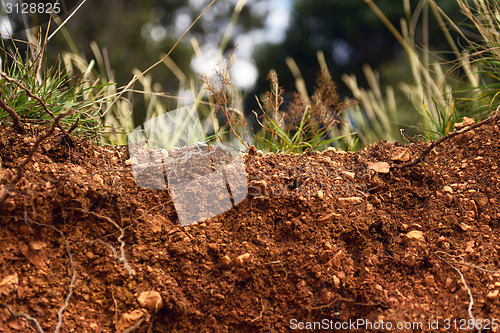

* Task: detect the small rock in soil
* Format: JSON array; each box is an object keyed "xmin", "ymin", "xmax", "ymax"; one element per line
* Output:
[
  {"xmin": 454, "ymin": 116, "xmax": 475, "ymax": 130},
  {"xmin": 486, "ymin": 290, "xmax": 499, "ymax": 304},
  {"xmin": 391, "ymin": 147, "xmax": 411, "ymax": 162},
  {"xmin": 28, "ymin": 240, "xmax": 47, "ymax": 251},
  {"xmin": 337, "ymin": 197, "xmax": 363, "ymax": 206},
  {"xmin": 367, "ymin": 161, "xmax": 390, "ymax": 174},
  {"xmin": 405, "ymin": 230, "xmax": 424, "ymax": 241},
  {"xmin": 220, "ymin": 255, "xmax": 232, "ymax": 268},
  {"xmin": 235, "ymin": 253, "xmax": 251, "ymax": 267},
  {"xmin": 317, "ymin": 190, "xmax": 324, "ymax": 199},
  {"xmin": 137, "ymin": 290, "xmax": 164, "ymax": 312},
  {"xmin": 343, "ymin": 171, "xmax": 355, "ymax": 180},
  {"xmin": 116, "ymin": 309, "xmax": 149, "ymax": 333},
  {"xmin": 0, "ymin": 273, "xmax": 18, "ymax": 295}
]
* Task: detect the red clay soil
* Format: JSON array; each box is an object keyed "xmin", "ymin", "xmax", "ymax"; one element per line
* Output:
[{"xmin": 0, "ymin": 117, "xmax": 499, "ymax": 332}]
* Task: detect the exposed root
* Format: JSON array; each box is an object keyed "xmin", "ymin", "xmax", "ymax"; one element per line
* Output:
[
  {"xmin": 0, "ymin": 109, "xmax": 73, "ymax": 207},
  {"xmin": 436, "ymin": 252, "xmax": 477, "ymax": 330},
  {"xmin": 24, "ymin": 208, "xmax": 77, "ymax": 333},
  {"xmin": 65, "ymin": 207, "xmax": 134, "ymax": 275},
  {"xmin": 122, "ymin": 317, "xmax": 146, "ymax": 333},
  {"xmin": 393, "ymin": 106, "xmax": 500, "ymax": 170},
  {"xmin": 0, "ymin": 303, "xmax": 45, "ymax": 333}
]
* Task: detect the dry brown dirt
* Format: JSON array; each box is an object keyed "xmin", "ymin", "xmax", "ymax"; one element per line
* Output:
[{"xmin": 0, "ymin": 118, "xmax": 499, "ymax": 332}]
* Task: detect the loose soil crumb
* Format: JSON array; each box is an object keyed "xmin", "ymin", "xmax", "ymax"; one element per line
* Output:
[{"xmin": 0, "ymin": 118, "xmax": 499, "ymax": 332}]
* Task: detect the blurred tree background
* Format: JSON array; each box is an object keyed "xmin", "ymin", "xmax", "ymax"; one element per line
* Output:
[{"xmin": 2, "ymin": 0, "xmax": 467, "ymax": 131}]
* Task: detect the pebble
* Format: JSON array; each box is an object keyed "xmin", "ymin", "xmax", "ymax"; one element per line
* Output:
[
  {"xmin": 125, "ymin": 157, "xmax": 138, "ymax": 166},
  {"xmin": 317, "ymin": 190, "xmax": 324, "ymax": 200},
  {"xmin": 337, "ymin": 197, "xmax": 363, "ymax": 206},
  {"xmin": 116, "ymin": 309, "xmax": 148, "ymax": 332},
  {"xmin": 424, "ymin": 274, "xmax": 435, "ymax": 286},
  {"xmin": 220, "ymin": 255, "xmax": 232, "ymax": 268},
  {"xmin": 137, "ymin": 290, "xmax": 164, "ymax": 312},
  {"xmin": 318, "ymin": 212, "xmax": 341, "ymax": 222},
  {"xmin": 391, "ymin": 147, "xmax": 411, "ymax": 162},
  {"xmin": 29, "ymin": 241, "xmax": 47, "ymax": 251},
  {"xmin": 235, "ymin": 253, "xmax": 251, "ymax": 267},
  {"xmin": 443, "ymin": 186, "xmax": 453, "ymax": 194},
  {"xmin": 0, "ymin": 273, "xmax": 18, "ymax": 296},
  {"xmin": 367, "ymin": 162, "xmax": 390, "ymax": 174},
  {"xmin": 319, "ymin": 289, "xmax": 334, "ymax": 304},
  {"xmin": 454, "ymin": 117, "xmax": 475, "ymax": 130},
  {"xmin": 333, "ymin": 275, "xmax": 341, "ymax": 288},
  {"xmin": 486, "ymin": 290, "xmax": 499, "ymax": 303},
  {"xmin": 343, "ymin": 171, "xmax": 355, "ymax": 181},
  {"xmin": 406, "ymin": 230, "xmax": 424, "ymax": 241}
]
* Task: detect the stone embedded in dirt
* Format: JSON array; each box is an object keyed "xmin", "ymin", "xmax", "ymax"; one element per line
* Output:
[
  {"xmin": 28, "ymin": 240, "xmax": 47, "ymax": 251},
  {"xmin": 454, "ymin": 116, "xmax": 475, "ymax": 130},
  {"xmin": 318, "ymin": 212, "xmax": 341, "ymax": 223},
  {"xmin": 116, "ymin": 309, "xmax": 149, "ymax": 333},
  {"xmin": 467, "ymin": 200, "xmax": 478, "ymax": 214},
  {"xmin": 443, "ymin": 186, "xmax": 453, "ymax": 194},
  {"xmin": 148, "ymin": 214, "xmax": 168, "ymax": 233},
  {"xmin": 367, "ymin": 161, "xmax": 390, "ymax": 174},
  {"xmin": 391, "ymin": 147, "xmax": 411, "ymax": 162},
  {"xmin": 235, "ymin": 253, "xmax": 251, "ymax": 267},
  {"xmin": 460, "ymin": 222, "xmax": 473, "ymax": 231},
  {"xmin": 343, "ymin": 171, "xmax": 355, "ymax": 181},
  {"xmin": 0, "ymin": 273, "xmax": 18, "ymax": 296},
  {"xmin": 486, "ymin": 290, "xmax": 499, "ymax": 304},
  {"xmin": 424, "ymin": 274, "xmax": 435, "ymax": 287},
  {"xmin": 465, "ymin": 240, "xmax": 475, "ymax": 253},
  {"xmin": 18, "ymin": 243, "xmax": 47, "ymax": 270},
  {"xmin": 220, "ymin": 255, "xmax": 232, "ymax": 268},
  {"xmin": 92, "ymin": 174, "xmax": 104, "ymax": 185},
  {"xmin": 330, "ymin": 250, "xmax": 344, "ymax": 269},
  {"xmin": 250, "ymin": 180, "xmax": 267, "ymax": 197},
  {"xmin": 445, "ymin": 277, "xmax": 453, "ymax": 289},
  {"xmin": 337, "ymin": 197, "xmax": 363, "ymax": 207},
  {"xmin": 7, "ymin": 319, "xmax": 26, "ymax": 331},
  {"xmin": 319, "ymin": 250, "xmax": 333, "ymax": 261},
  {"xmin": 317, "ymin": 190, "xmax": 324, "ymax": 200},
  {"xmin": 125, "ymin": 157, "xmax": 138, "ymax": 166},
  {"xmin": 369, "ymin": 175, "xmax": 385, "ymax": 192},
  {"xmin": 405, "ymin": 230, "xmax": 424, "ymax": 241},
  {"xmin": 137, "ymin": 290, "xmax": 164, "ymax": 312},
  {"xmin": 332, "ymin": 275, "xmax": 341, "ymax": 288},
  {"xmin": 319, "ymin": 289, "xmax": 334, "ymax": 304}
]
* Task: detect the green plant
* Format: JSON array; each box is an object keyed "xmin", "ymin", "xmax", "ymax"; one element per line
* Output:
[
  {"xmin": 448, "ymin": 0, "xmax": 500, "ymax": 116},
  {"xmin": 0, "ymin": 36, "xmax": 107, "ymax": 139},
  {"xmin": 254, "ymin": 68, "xmax": 356, "ymax": 153},
  {"xmin": 202, "ymin": 57, "xmax": 357, "ymax": 154},
  {"xmin": 342, "ymin": 0, "xmax": 493, "ymax": 141}
]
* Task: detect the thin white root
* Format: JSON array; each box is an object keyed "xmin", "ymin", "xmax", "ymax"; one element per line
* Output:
[
  {"xmin": 0, "ymin": 304, "xmax": 45, "ymax": 333},
  {"xmin": 66, "ymin": 207, "xmax": 133, "ymax": 275}
]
